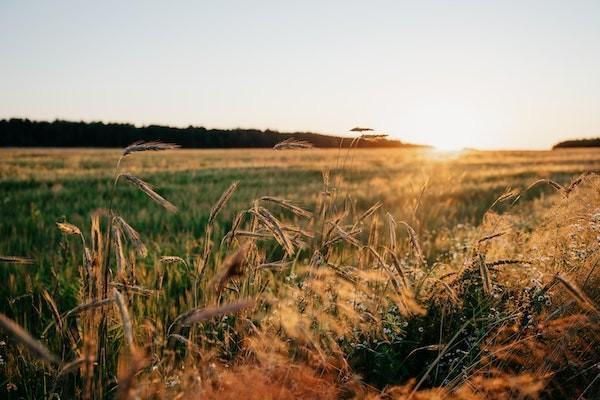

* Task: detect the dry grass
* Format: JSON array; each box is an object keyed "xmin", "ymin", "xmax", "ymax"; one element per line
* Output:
[{"xmin": 0, "ymin": 146, "xmax": 599, "ymax": 399}]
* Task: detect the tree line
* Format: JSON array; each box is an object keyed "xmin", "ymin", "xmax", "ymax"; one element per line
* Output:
[
  {"xmin": 0, "ymin": 119, "xmax": 425, "ymax": 149},
  {"xmin": 553, "ymin": 138, "xmax": 600, "ymax": 149}
]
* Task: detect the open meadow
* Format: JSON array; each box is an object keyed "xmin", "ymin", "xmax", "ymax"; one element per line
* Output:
[{"xmin": 1, "ymin": 146, "xmax": 600, "ymax": 399}]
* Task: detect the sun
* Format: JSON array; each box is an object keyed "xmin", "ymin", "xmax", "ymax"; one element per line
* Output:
[
  {"xmin": 434, "ymin": 142, "xmax": 465, "ymax": 152},
  {"xmin": 432, "ymin": 135, "xmax": 468, "ymax": 152}
]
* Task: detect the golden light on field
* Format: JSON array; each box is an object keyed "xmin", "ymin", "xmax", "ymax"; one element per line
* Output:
[
  {"xmin": 433, "ymin": 140, "xmax": 465, "ymax": 152},
  {"xmin": 2, "ymin": 147, "xmax": 600, "ymax": 397},
  {"xmin": 389, "ymin": 98, "xmax": 501, "ymax": 151}
]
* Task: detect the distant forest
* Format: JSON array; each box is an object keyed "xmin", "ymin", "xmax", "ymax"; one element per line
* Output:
[
  {"xmin": 0, "ymin": 119, "xmax": 424, "ymax": 149},
  {"xmin": 553, "ymin": 138, "xmax": 600, "ymax": 149}
]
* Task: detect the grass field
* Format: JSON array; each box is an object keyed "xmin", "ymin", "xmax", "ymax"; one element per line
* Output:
[{"xmin": 1, "ymin": 146, "xmax": 599, "ymax": 399}]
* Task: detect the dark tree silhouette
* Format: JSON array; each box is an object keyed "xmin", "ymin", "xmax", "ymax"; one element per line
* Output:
[
  {"xmin": 0, "ymin": 119, "xmax": 427, "ymax": 149},
  {"xmin": 553, "ymin": 138, "xmax": 600, "ymax": 149}
]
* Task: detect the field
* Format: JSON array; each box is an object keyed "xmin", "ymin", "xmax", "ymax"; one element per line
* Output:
[{"xmin": 1, "ymin": 146, "xmax": 600, "ymax": 399}]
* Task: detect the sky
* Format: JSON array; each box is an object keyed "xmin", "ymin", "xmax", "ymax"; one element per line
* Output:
[{"xmin": 1, "ymin": 1, "xmax": 599, "ymax": 150}]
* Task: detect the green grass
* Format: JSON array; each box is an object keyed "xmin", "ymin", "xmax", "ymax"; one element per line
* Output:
[{"xmin": 0, "ymin": 147, "xmax": 599, "ymax": 399}]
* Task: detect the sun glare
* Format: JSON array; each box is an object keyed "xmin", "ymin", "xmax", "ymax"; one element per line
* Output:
[{"xmin": 434, "ymin": 142, "xmax": 464, "ymax": 152}]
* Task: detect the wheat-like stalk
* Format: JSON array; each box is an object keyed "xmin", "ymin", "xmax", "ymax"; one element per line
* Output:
[
  {"xmin": 256, "ymin": 261, "xmax": 291, "ymax": 271},
  {"xmin": 349, "ymin": 127, "xmax": 374, "ymax": 132},
  {"xmin": 360, "ymin": 134, "xmax": 388, "ymax": 141},
  {"xmin": 283, "ymin": 226, "xmax": 315, "ymax": 239},
  {"xmin": 118, "ymin": 173, "xmax": 177, "ymax": 212},
  {"xmin": 234, "ymin": 230, "xmax": 272, "ymax": 239},
  {"xmin": 109, "ymin": 282, "xmax": 154, "ymax": 296},
  {"xmin": 399, "ymin": 221, "xmax": 424, "ymax": 265},
  {"xmin": 42, "ymin": 290, "xmax": 63, "ymax": 332},
  {"xmin": 0, "ymin": 255, "xmax": 34, "ymax": 264},
  {"xmin": 355, "ymin": 201, "xmax": 383, "ymax": 226},
  {"xmin": 56, "ymin": 221, "xmax": 83, "ymax": 236},
  {"xmin": 478, "ymin": 254, "xmax": 493, "ymax": 295},
  {"xmin": 159, "ymin": 256, "xmax": 187, "ymax": 266},
  {"xmin": 477, "ymin": 231, "xmax": 507, "ymax": 244},
  {"xmin": 488, "ymin": 189, "xmax": 520, "ymax": 211},
  {"xmin": 122, "ymin": 140, "xmax": 180, "ymax": 157},
  {"xmin": 113, "ymin": 289, "xmax": 134, "ymax": 348},
  {"xmin": 486, "ymin": 259, "xmax": 530, "ymax": 267},
  {"xmin": 64, "ymin": 298, "xmax": 114, "ymax": 318},
  {"xmin": 564, "ymin": 172, "xmax": 592, "ymax": 196},
  {"xmin": 57, "ymin": 357, "xmax": 95, "ymax": 377},
  {"xmin": 114, "ymin": 216, "xmax": 147, "ymax": 257},
  {"xmin": 387, "ymin": 250, "xmax": 410, "ymax": 290},
  {"xmin": 176, "ymin": 299, "xmax": 254, "ymax": 327},
  {"xmin": 0, "ymin": 313, "xmax": 59, "ymax": 365},
  {"xmin": 273, "ymin": 138, "xmax": 313, "ymax": 150},
  {"xmin": 209, "ymin": 181, "xmax": 239, "ymax": 225},
  {"xmin": 250, "ymin": 207, "xmax": 295, "ymax": 255},
  {"xmin": 116, "ymin": 347, "xmax": 147, "ymax": 400},
  {"xmin": 56, "ymin": 220, "xmax": 91, "ymax": 273},
  {"xmin": 555, "ymin": 274, "xmax": 599, "ymax": 314},
  {"xmin": 167, "ymin": 334, "xmax": 201, "ymax": 353},
  {"xmin": 323, "ymin": 224, "xmax": 362, "ymax": 248},
  {"xmin": 222, "ymin": 210, "xmax": 246, "ymax": 247},
  {"xmin": 212, "ymin": 243, "xmax": 250, "ymax": 294},
  {"xmin": 525, "ymin": 179, "xmax": 564, "ymax": 193},
  {"xmin": 261, "ymin": 197, "xmax": 313, "ymax": 219},
  {"xmin": 112, "ymin": 225, "xmax": 127, "ymax": 274}
]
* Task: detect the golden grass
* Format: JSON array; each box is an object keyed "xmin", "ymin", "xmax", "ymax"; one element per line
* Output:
[{"xmin": 0, "ymin": 146, "xmax": 599, "ymax": 399}]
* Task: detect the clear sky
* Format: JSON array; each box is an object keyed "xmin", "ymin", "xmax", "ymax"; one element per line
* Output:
[{"xmin": 1, "ymin": 1, "xmax": 599, "ymax": 150}]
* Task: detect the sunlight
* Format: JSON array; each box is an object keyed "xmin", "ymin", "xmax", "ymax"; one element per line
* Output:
[{"xmin": 434, "ymin": 140, "xmax": 465, "ymax": 152}]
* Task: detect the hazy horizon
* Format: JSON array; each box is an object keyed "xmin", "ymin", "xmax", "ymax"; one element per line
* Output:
[{"xmin": 2, "ymin": 1, "xmax": 600, "ymax": 150}]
